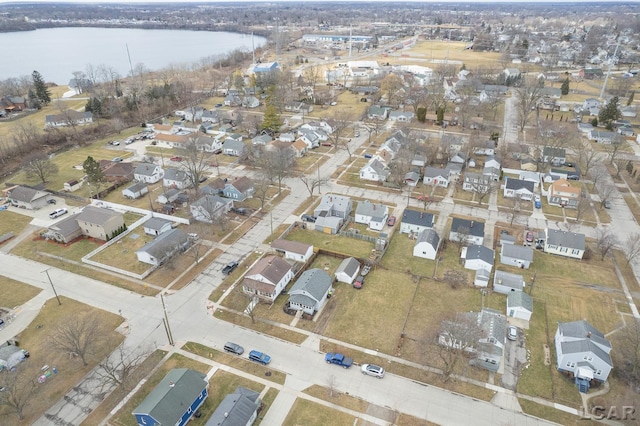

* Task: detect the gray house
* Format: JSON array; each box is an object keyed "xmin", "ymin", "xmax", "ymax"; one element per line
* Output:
[
  {"xmin": 8, "ymin": 186, "xmax": 50, "ymax": 210},
  {"xmin": 122, "ymin": 182, "xmax": 149, "ymax": 200},
  {"xmin": 222, "ymin": 177, "xmax": 254, "ymax": 201},
  {"xmin": 450, "ymin": 218, "xmax": 485, "ymax": 246},
  {"xmin": 314, "ymin": 194, "xmax": 352, "ymax": 219},
  {"xmin": 555, "ymin": 320, "xmax": 613, "ymax": 392},
  {"xmin": 354, "ymin": 201, "xmax": 388, "ymax": 231},
  {"xmin": 143, "ymin": 217, "xmax": 173, "ymax": 236},
  {"xmin": 543, "ymin": 228, "xmax": 585, "ymax": 260},
  {"xmin": 507, "ymin": 291, "xmax": 533, "ymax": 321},
  {"xmin": 335, "ymin": 257, "xmax": 361, "ymax": 284},
  {"xmin": 462, "ymin": 245, "xmax": 494, "ymax": 272},
  {"xmin": 413, "ymin": 229, "xmax": 440, "ymax": 260},
  {"xmin": 191, "ymin": 195, "xmax": 233, "ymax": 223},
  {"xmin": 222, "ymin": 139, "xmax": 245, "ymax": 156},
  {"xmin": 500, "ymin": 244, "xmax": 534, "ymax": 269},
  {"xmin": 400, "ymin": 209, "xmax": 434, "ymax": 235},
  {"xmin": 471, "ymin": 308, "xmax": 507, "ymax": 372},
  {"xmin": 205, "ymin": 386, "xmax": 260, "ymax": 426},
  {"xmin": 288, "ymin": 268, "xmax": 332, "ymax": 315},
  {"xmin": 493, "ymin": 270, "xmax": 525, "ymax": 294},
  {"xmin": 136, "ymin": 229, "xmax": 190, "ymax": 266}
]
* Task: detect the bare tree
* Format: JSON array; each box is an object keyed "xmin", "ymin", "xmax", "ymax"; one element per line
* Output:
[
  {"xmin": 433, "ymin": 312, "xmax": 483, "ymax": 382},
  {"xmin": 24, "ymin": 153, "xmax": 59, "ymax": 185},
  {"xmin": 253, "ymin": 173, "xmax": 272, "ymax": 210},
  {"xmin": 574, "ymin": 197, "xmax": 591, "ymax": 222},
  {"xmin": 451, "ymin": 225, "xmax": 471, "ymax": 254},
  {"xmin": 96, "ymin": 343, "xmax": 150, "ymax": 392},
  {"xmin": 614, "ymin": 318, "xmax": 640, "ymax": 389},
  {"xmin": 443, "ymin": 269, "xmax": 467, "ymax": 289},
  {"xmin": 578, "ymin": 146, "xmax": 603, "ymax": 178},
  {"xmin": 326, "ymin": 112, "xmax": 356, "ymax": 159},
  {"xmin": 597, "ymin": 183, "xmax": 616, "ymax": 208},
  {"xmin": 0, "ymin": 369, "xmax": 37, "ymax": 421},
  {"xmin": 606, "ymin": 141, "xmax": 623, "ymax": 166},
  {"xmin": 48, "ymin": 316, "xmax": 102, "ymax": 366},
  {"xmin": 595, "ymin": 228, "xmax": 618, "ymax": 260},
  {"xmin": 613, "ymin": 158, "xmax": 627, "ymax": 180},
  {"xmin": 623, "ymin": 233, "xmax": 640, "ymax": 266},
  {"xmin": 514, "ymin": 81, "xmax": 543, "ymax": 132},
  {"xmin": 589, "ymin": 166, "xmax": 608, "ymax": 188},
  {"xmin": 299, "ymin": 173, "xmax": 329, "ymax": 198},
  {"xmin": 268, "ymin": 144, "xmax": 297, "ymax": 193},
  {"xmin": 177, "ymin": 140, "xmax": 209, "ymax": 196}
]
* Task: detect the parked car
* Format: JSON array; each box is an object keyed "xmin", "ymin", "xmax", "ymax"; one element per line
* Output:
[
  {"xmin": 110, "ymin": 141, "xmax": 120, "ymax": 146},
  {"xmin": 387, "ymin": 216, "xmax": 396, "ymax": 226},
  {"xmin": 49, "ymin": 208, "xmax": 68, "ymax": 219},
  {"xmin": 301, "ymin": 214, "xmax": 316, "ymax": 223},
  {"xmin": 112, "ymin": 157, "xmax": 123, "ymax": 163},
  {"xmin": 534, "ymin": 195, "xmax": 541, "ymax": 209},
  {"xmin": 353, "ymin": 275, "xmax": 364, "ymax": 289},
  {"xmin": 604, "ymin": 200, "xmax": 611, "ymax": 209},
  {"xmin": 248, "ymin": 350, "xmax": 271, "ymax": 365},
  {"xmin": 507, "ymin": 326, "xmax": 518, "ymax": 341},
  {"xmin": 47, "ymin": 199, "xmax": 57, "ymax": 205},
  {"xmin": 361, "ymin": 364, "xmax": 385, "ymax": 379},
  {"xmin": 526, "ymin": 231, "xmax": 534, "ymax": 244},
  {"xmin": 564, "ymin": 162, "xmax": 574, "ymax": 167},
  {"xmin": 170, "ymin": 156, "xmax": 182, "ymax": 162},
  {"xmin": 215, "ymin": 103, "xmax": 223, "ymax": 108},
  {"xmin": 198, "ymin": 176, "xmax": 208, "ymax": 183},
  {"xmin": 354, "ymin": 131, "xmax": 360, "ymax": 137},
  {"xmin": 222, "ymin": 261, "xmax": 239, "ymax": 275},
  {"xmin": 231, "ymin": 207, "xmax": 250, "ymax": 216},
  {"xmin": 223, "ymin": 342, "xmax": 244, "ymax": 355},
  {"xmin": 325, "ymin": 352, "xmax": 353, "ymax": 368}
]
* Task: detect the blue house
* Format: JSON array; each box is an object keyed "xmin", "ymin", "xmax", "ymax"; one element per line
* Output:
[
  {"xmin": 133, "ymin": 368, "xmax": 208, "ymax": 426},
  {"xmin": 222, "ymin": 177, "xmax": 254, "ymax": 201}
]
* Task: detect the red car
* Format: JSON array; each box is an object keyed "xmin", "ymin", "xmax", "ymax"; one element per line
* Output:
[
  {"xmin": 387, "ymin": 216, "xmax": 396, "ymax": 226},
  {"xmin": 170, "ymin": 156, "xmax": 182, "ymax": 162},
  {"xmin": 526, "ymin": 231, "xmax": 534, "ymax": 244},
  {"xmin": 353, "ymin": 275, "xmax": 364, "ymax": 289}
]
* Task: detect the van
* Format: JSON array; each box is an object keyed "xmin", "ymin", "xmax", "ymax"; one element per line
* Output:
[
  {"xmin": 49, "ymin": 208, "xmax": 68, "ymax": 219},
  {"xmin": 223, "ymin": 342, "xmax": 244, "ymax": 355}
]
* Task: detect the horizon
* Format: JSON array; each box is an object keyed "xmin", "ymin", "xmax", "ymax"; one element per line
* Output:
[{"xmin": 1, "ymin": 0, "xmax": 639, "ymax": 4}]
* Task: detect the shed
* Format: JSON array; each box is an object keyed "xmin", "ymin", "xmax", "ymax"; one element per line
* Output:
[
  {"xmin": 335, "ymin": 257, "xmax": 361, "ymax": 284},
  {"xmin": 507, "ymin": 291, "xmax": 533, "ymax": 321},
  {"xmin": 143, "ymin": 217, "xmax": 173, "ymax": 236},
  {"xmin": 493, "ymin": 270, "xmax": 525, "ymax": 294},
  {"xmin": 500, "ymin": 244, "xmax": 534, "ymax": 269},
  {"xmin": 122, "ymin": 182, "xmax": 149, "ymax": 200}
]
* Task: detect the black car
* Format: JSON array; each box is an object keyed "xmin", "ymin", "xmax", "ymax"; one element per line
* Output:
[
  {"xmin": 301, "ymin": 214, "xmax": 316, "ymax": 223},
  {"xmin": 47, "ymin": 199, "xmax": 56, "ymax": 205},
  {"xmin": 222, "ymin": 261, "xmax": 239, "ymax": 275},
  {"xmin": 231, "ymin": 207, "xmax": 250, "ymax": 216}
]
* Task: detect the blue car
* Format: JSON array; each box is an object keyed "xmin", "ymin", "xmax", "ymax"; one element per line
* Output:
[{"xmin": 248, "ymin": 350, "xmax": 271, "ymax": 365}]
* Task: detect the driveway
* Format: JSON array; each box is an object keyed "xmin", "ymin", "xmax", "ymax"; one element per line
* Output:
[{"xmin": 501, "ymin": 326, "xmax": 528, "ymax": 390}]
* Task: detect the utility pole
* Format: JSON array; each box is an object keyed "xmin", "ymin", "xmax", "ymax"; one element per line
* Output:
[
  {"xmin": 160, "ymin": 293, "xmax": 174, "ymax": 346},
  {"xmin": 42, "ymin": 269, "xmax": 62, "ymax": 306}
]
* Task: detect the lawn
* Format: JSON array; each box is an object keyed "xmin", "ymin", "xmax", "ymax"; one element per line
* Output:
[
  {"xmin": 303, "ymin": 384, "xmax": 369, "ymax": 413},
  {"xmin": 380, "ymin": 232, "xmax": 436, "ymax": 277},
  {"xmin": 0, "ymin": 296, "xmax": 123, "ymax": 425},
  {"xmin": 12, "ymin": 233, "xmax": 102, "ymax": 263},
  {"xmin": 283, "ymin": 398, "xmax": 356, "ymax": 426},
  {"xmin": 285, "ymin": 228, "xmax": 375, "ymax": 259},
  {"xmin": 89, "ymin": 231, "xmax": 155, "ymax": 275},
  {"xmin": 403, "ymin": 40, "xmax": 503, "ymax": 69},
  {"xmin": 0, "ymin": 278, "xmax": 41, "ymax": 310},
  {"xmin": 0, "ymin": 210, "xmax": 33, "ymax": 237},
  {"xmin": 518, "ymin": 399, "xmax": 591, "ymax": 426}
]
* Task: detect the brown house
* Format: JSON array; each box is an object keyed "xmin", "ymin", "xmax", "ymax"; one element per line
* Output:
[{"xmin": 99, "ymin": 161, "xmax": 134, "ymax": 184}]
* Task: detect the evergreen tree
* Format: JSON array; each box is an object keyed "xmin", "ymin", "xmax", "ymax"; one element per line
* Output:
[
  {"xmin": 32, "ymin": 70, "xmax": 51, "ymax": 105},
  {"xmin": 417, "ymin": 107, "xmax": 427, "ymax": 122},
  {"xmin": 27, "ymin": 88, "xmax": 41, "ymax": 110},
  {"xmin": 628, "ymin": 90, "xmax": 635, "ymax": 106},
  {"xmin": 83, "ymin": 156, "xmax": 105, "ymax": 198},
  {"xmin": 261, "ymin": 103, "xmax": 282, "ymax": 133},
  {"xmin": 561, "ymin": 78, "xmax": 570, "ymax": 96},
  {"xmin": 598, "ymin": 96, "xmax": 621, "ymax": 130},
  {"xmin": 436, "ymin": 106, "xmax": 444, "ymax": 124}
]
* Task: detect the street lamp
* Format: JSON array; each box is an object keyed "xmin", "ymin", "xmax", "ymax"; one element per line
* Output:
[{"xmin": 42, "ymin": 269, "xmax": 62, "ymax": 306}]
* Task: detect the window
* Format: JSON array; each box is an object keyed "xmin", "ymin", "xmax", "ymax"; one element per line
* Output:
[
  {"xmin": 596, "ymin": 369, "xmax": 602, "ymax": 375},
  {"xmin": 583, "ymin": 355, "xmax": 593, "ymax": 362}
]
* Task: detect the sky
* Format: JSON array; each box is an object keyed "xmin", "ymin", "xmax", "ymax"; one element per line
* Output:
[{"xmin": 1, "ymin": 0, "xmax": 638, "ymax": 3}]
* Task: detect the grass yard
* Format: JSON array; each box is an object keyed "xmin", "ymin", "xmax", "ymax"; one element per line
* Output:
[
  {"xmin": 209, "ymin": 251, "xmax": 263, "ymax": 302},
  {"xmin": 0, "ymin": 297, "xmax": 123, "ymax": 425},
  {"xmin": 89, "ymin": 231, "xmax": 155, "ymax": 275},
  {"xmin": 283, "ymin": 398, "xmax": 356, "ymax": 426},
  {"xmin": 380, "ymin": 233, "xmax": 436, "ymax": 277},
  {"xmin": 518, "ymin": 399, "xmax": 594, "ymax": 426},
  {"xmin": 303, "ymin": 384, "xmax": 369, "ymax": 413},
  {"xmin": 0, "ymin": 278, "xmax": 41, "ymax": 310},
  {"xmin": 285, "ymin": 228, "xmax": 375, "ymax": 259},
  {"xmin": 0, "ymin": 210, "xmax": 33, "ymax": 237},
  {"xmin": 12, "ymin": 234, "xmax": 102, "ymax": 262},
  {"xmin": 403, "ymin": 40, "xmax": 502, "ymax": 69},
  {"xmin": 213, "ymin": 308, "xmax": 308, "ymax": 345}
]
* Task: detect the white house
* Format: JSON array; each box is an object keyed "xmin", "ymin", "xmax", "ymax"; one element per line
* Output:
[
  {"xmin": 143, "ymin": 217, "xmax": 173, "ymax": 236},
  {"xmin": 190, "ymin": 195, "xmax": 233, "ymax": 223},
  {"xmin": 134, "ymin": 163, "xmax": 164, "ymax": 184},
  {"xmin": 500, "ymin": 244, "xmax": 533, "ymax": 269},
  {"xmin": 519, "ymin": 171, "xmax": 541, "ymax": 189},
  {"xmin": 360, "ymin": 159, "xmax": 389, "ymax": 182},
  {"xmin": 122, "ymin": 182, "xmax": 148, "ymax": 199},
  {"xmin": 271, "ymin": 239, "xmax": 313, "ymax": 262},
  {"xmin": 503, "ymin": 178, "xmax": 535, "ymax": 201},
  {"xmin": 354, "ymin": 201, "xmax": 388, "ymax": 231},
  {"xmin": 450, "ymin": 218, "xmax": 484, "ymax": 246},
  {"xmin": 413, "ymin": 229, "xmax": 440, "ymax": 260},
  {"xmin": 135, "ymin": 229, "xmax": 190, "ymax": 266},
  {"xmin": 543, "ymin": 228, "xmax": 585, "ymax": 260},
  {"xmin": 423, "ymin": 166, "xmax": 450, "ymax": 187},
  {"xmin": 493, "ymin": 270, "xmax": 525, "ymax": 294},
  {"xmin": 462, "ymin": 245, "xmax": 494, "ymax": 272},
  {"xmin": 335, "ymin": 257, "xmax": 361, "ymax": 284},
  {"xmin": 163, "ymin": 168, "xmax": 191, "ymax": 190},
  {"xmin": 507, "ymin": 291, "xmax": 533, "ymax": 321},
  {"xmin": 555, "ymin": 320, "xmax": 613, "ymax": 392},
  {"xmin": 242, "ymin": 255, "xmax": 294, "ymax": 302},
  {"xmin": 400, "ymin": 209, "xmax": 434, "ymax": 235}
]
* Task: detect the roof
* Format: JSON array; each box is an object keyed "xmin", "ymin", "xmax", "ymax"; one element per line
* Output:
[
  {"xmin": 558, "ymin": 320, "xmax": 610, "ymax": 349},
  {"xmin": 424, "ymin": 166, "xmax": 448, "ymax": 179},
  {"xmin": 546, "ymin": 228, "xmax": 585, "ymax": 250},
  {"xmin": 144, "ymin": 217, "xmax": 172, "ymax": 231},
  {"xmin": 494, "ymin": 270, "xmax": 525, "ymax": 291},
  {"xmin": 542, "ymin": 146, "xmax": 566, "ymax": 157},
  {"xmin": 137, "ymin": 228, "xmax": 189, "ymax": 259},
  {"xmin": 132, "ymin": 368, "xmax": 207, "ymax": 425},
  {"xmin": 205, "ymin": 386, "xmax": 260, "ymax": 426},
  {"xmin": 502, "ymin": 244, "xmax": 534, "ymax": 261},
  {"xmin": 402, "ymin": 209, "xmax": 434, "ymax": 227},
  {"xmin": 561, "ymin": 340, "xmax": 612, "ymax": 368},
  {"xmin": 223, "ymin": 139, "xmax": 245, "ymax": 151},
  {"xmin": 8, "ymin": 186, "xmax": 48, "ymax": 203},
  {"xmin": 507, "ymin": 291, "xmax": 533, "ymax": 312},
  {"xmin": 125, "ymin": 182, "xmax": 148, "ymax": 193},
  {"xmin": 228, "ymin": 177, "xmax": 253, "ymax": 193},
  {"xmin": 48, "ymin": 213, "xmax": 81, "ymax": 238},
  {"xmin": 550, "ymin": 178, "xmax": 581, "ymax": 196},
  {"xmin": 289, "ymin": 268, "xmax": 332, "ymax": 305},
  {"xmin": 355, "ymin": 201, "xmax": 387, "ymax": 219},
  {"xmin": 135, "ymin": 163, "xmax": 161, "ymax": 177},
  {"xmin": 451, "ymin": 218, "xmax": 485, "ymax": 237},
  {"xmin": 76, "ymin": 206, "xmax": 122, "ymax": 226},
  {"xmin": 365, "ymin": 158, "xmax": 389, "ymax": 177},
  {"xmin": 246, "ymin": 255, "xmax": 292, "ymax": 285},
  {"xmin": 415, "ymin": 229, "xmax": 440, "ymax": 249},
  {"xmin": 477, "ymin": 308, "xmax": 507, "ymax": 347},
  {"xmin": 164, "ymin": 168, "xmax": 188, "ymax": 182},
  {"xmin": 271, "ymin": 239, "xmax": 312, "ymax": 255},
  {"xmin": 336, "ymin": 257, "xmax": 360, "ymax": 277},
  {"xmin": 464, "ymin": 245, "xmax": 494, "ymax": 264},
  {"xmin": 505, "ymin": 178, "xmax": 535, "ymax": 192},
  {"xmin": 316, "ymin": 194, "xmax": 351, "ymax": 213}
]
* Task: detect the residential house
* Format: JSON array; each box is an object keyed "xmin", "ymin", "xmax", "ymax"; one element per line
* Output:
[
  {"xmin": 500, "ymin": 233, "xmax": 516, "ymax": 246},
  {"xmin": 503, "ymin": 68, "xmax": 522, "ymax": 80},
  {"xmin": 135, "ymin": 229, "xmax": 190, "ymax": 266},
  {"xmin": 547, "ymin": 178, "xmax": 581, "ymax": 209},
  {"xmin": 519, "ymin": 171, "xmax": 541, "ymax": 189},
  {"xmin": 271, "ymin": 239, "xmax": 313, "ymax": 262},
  {"xmin": 242, "ymin": 96, "xmax": 260, "ymax": 108},
  {"xmin": 224, "ymin": 94, "xmax": 242, "ymax": 107},
  {"xmin": 134, "ymin": 163, "xmax": 164, "ymax": 184},
  {"xmin": 449, "ymin": 218, "xmax": 485, "ymax": 245},
  {"xmin": 45, "ymin": 111, "xmax": 93, "ymax": 128},
  {"xmin": 475, "ymin": 268, "xmax": 491, "ymax": 287},
  {"xmin": 555, "ymin": 320, "xmax": 613, "ymax": 392},
  {"xmin": 388, "ymin": 110, "xmax": 414, "ymax": 122},
  {"xmin": 143, "ymin": 217, "xmax": 173, "ymax": 236},
  {"xmin": 191, "ymin": 195, "xmax": 233, "ymax": 223},
  {"xmin": 354, "ymin": 200, "xmax": 388, "ymax": 231},
  {"xmin": 163, "ymin": 168, "xmax": 191, "ymax": 190},
  {"xmin": 335, "ymin": 257, "xmax": 361, "ymax": 284},
  {"xmin": 314, "ymin": 194, "xmax": 352, "ymax": 219},
  {"xmin": 242, "ymin": 255, "xmax": 294, "ymax": 302},
  {"xmin": 297, "ymin": 130, "xmax": 320, "ymax": 149},
  {"xmin": 423, "ymin": 166, "xmax": 450, "ymax": 187},
  {"xmin": 541, "ymin": 147, "xmax": 566, "ymax": 165},
  {"xmin": 7, "ymin": 186, "xmax": 50, "ymax": 210},
  {"xmin": 194, "ymin": 135, "xmax": 222, "ymax": 153},
  {"xmin": 577, "ymin": 122, "xmax": 594, "ymax": 134},
  {"xmin": 503, "ymin": 178, "xmax": 535, "ymax": 201},
  {"xmin": 201, "ymin": 110, "xmax": 220, "ymax": 124},
  {"xmin": 222, "ymin": 139, "xmax": 245, "ymax": 156},
  {"xmin": 462, "ymin": 245, "xmax": 494, "ymax": 272},
  {"xmin": 122, "ymin": 182, "xmax": 148, "ymax": 200},
  {"xmin": 500, "ymin": 244, "xmax": 534, "ymax": 269},
  {"xmin": 0, "ymin": 95, "xmax": 26, "ymax": 113},
  {"xmin": 100, "ymin": 161, "xmax": 134, "ymax": 184},
  {"xmin": 301, "ymin": 120, "xmax": 333, "ymax": 135},
  {"xmin": 288, "ymin": 268, "xmax": 333, "ymax": 315},
  {"xmin": 132, "ymin": 368, "xmax": 208, "ymax": 426},
  {"xmin": 621, "ymin": 106, "xmax": 637, "ymax": 118},
  {"xmin": 43, "ymin": 214, "xmax": 82, "ymax": 244},
  {"xmin": 64, "ymin": 179, "xmax": 81, "ymax": 192},
  {"xmin": 223, "ymin": 177, "xmax": 254, "ymax": 201},
  {"xmin": 404, "ymin": 170, "xmax": 421, "ymax": 186},
  {"xmin": 588, "ymin": 130, "xmax": 620, "ymax": 145},
  {"xmin": 412, "ymin": 229, "xmax": 440, "ymax": 260},
  {"xmin": 507, "ymin": 291, "xmax": 533, "ymax": 322},
  {"xmin": 449, "ymin": 152, "xmax": 466, "ymax": 164},
  {"xmin": 377, "ymin": 138, "xmax": 402, "ymax": 162},
  {"xmin": 157, "ymin": 189, "xmax": 186, "ymax": 205},
  {"xmin": 360, "ymin": 160, "xmax": 388, "ymax": 184},
  {"xmin": 279, "ymin": 132, "xmax": 296, "ymax": 143},
  {"xmin": 474, "ymin": 140, "xmax": 496, "ymax": 156},
  {"xmin": 543, "ymin": 228, "xmax": 585, "ymax": 260},
  {"xmin": 367, "ymin": 105, "xmax": 389, "ymax": 120},
  {"xmin": 251, "ymin": 134, "xmax": 273, "ymax": 146},
  {"xmin": 462, "ymin": 172, "xmax": 492, "ymax": 192},
  {"xmin": 291, "ymin": 139, "xmax": 308, "ymax": 158},
  {"xmin": 441, "ymin": 134, "xmax": 464, "ymax": 156},
  {"xmin": 206, "ymin": 386, "xmax": 261, "ymax": 426},
  {"xmin": 400, "ymin": 209, "xmax": 434, "ymax": 235},
  {"xmin": 76, "ymin": 206, "xmax": 125, "ymax": 241},
  {"xmin": 154, "ymin": 133, "xmax": 190, "ymax": 149},
  {"xmin": 579, "ymin": 68, "xmax": 604, "ymax": 80},
  {"xmin": 493, "ymin": 270, "xmax": 525, "ymax": 294}
]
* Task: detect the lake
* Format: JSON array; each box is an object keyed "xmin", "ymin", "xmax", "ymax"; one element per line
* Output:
[{"xmin": 0, "ymin": 27, "xmax": 266, "ymax": 84}]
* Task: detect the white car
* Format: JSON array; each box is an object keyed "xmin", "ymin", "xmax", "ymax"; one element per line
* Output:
[
  {"xmin": 49, "ymin": 208, "xmax": 68, "ymax": 219},
  {"xmin": 361, "ymin": 363, "xmax": 385, "ymax": 379},
  {"xmin": 507, "ymin": 326, "xmax": 518, "ymax": 341}
]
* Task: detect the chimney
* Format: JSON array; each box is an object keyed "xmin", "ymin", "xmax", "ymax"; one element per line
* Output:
[
  {"xmin": 169, "ymin": 382, "xmax": 175, "ymax": 387},
  {"xmin": 587, "ymin": 332, "xmax": 592, "ymax": 338},
  {"xmin": 470, "ymin": 220, "xmax": 474, "ymax": 227}
]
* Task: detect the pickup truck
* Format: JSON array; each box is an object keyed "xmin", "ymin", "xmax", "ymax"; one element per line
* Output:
[{"xmin": 325, "ymin": 352, "xmax": 353, "ymax": 369}]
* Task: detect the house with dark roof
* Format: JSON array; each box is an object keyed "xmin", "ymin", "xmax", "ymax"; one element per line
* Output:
[
  {"xmin": 205, "ymin": 386, "xmax": 260, "ymax": 426},
  {"xmin": 413, "ymin": 229, "xmax": 440, "ymax": 260},
  {"xmin": 547, "ymin": 178, "xmax": 581, "ymax": 209},
  {"xmin": 99, "ymin": 161, "xmax": 134, "ymax": 184},
  {"xmin": 462, "ymin": 245, "xmax": 494, "ymax": 272},
  {"xmin": 555, "ymin": 320, "xmax": 613, "ymax": 392},
  {"xmin": 493, "ymin": 270, "xmax": 525, "ymax": 294},
  {"xmin": 134, "ymin": 163, "xmax": 164, "ymax": 184},
  {"xmin": 76, "ymin": 206, "xmax": 124, "ymax": 241},
  {"xmin": 223, "ymin": 177, "xmax": 254, "ymax": 201},
  {"xmin": 8, "ymin": 186, "xmax": 50, "ymax": 210},
  {"xmin": 335, "ymin": 257, "xmax": 361, "ymax": 284},
  {"xmin": 354, "ymin": 201, "xmax": 388, "ymax": 231},
  {"xmin": 288, "ymin": 269, "xmax": 332, "ymax": 315},
  {"xmin": 507, "ymin": 291, "xmax": 533, "ymax": 321},
  {"xmin": 122, "ymin": 182, "xmax": 149, "ymax": 200},
  {"xmin": 270, "ymin": 239, "xmax": 313, "ymax": 262},
  {"xmin": 190, "ymin": 195, "xmax": 233, "ymax": 223},
  {"xmin": 132, "ymin": 368, "xmax": 208, "ymax": 426},
  {"xmin": 314, "ymin": 194, "xmax": 352, "ymax": 219},
  {"xmin": 242, "ymin": 255, "xmax": 294, "ymax": 302},
  {"xmin": 500, "ymin": 244, "xmax": 533, "ymax": 269},
  {"xmin": 136, "ymin": 229, "xmax": 190, "ymax": 266},
  {"xmin": 449, "ymin": 218, "xmax": 484, "ymax": 245},
  {"xmin": 541, "ymin": 147, "xmax": 566, "ymax": 165},
  {"xmin": 143, "ymin": 217, "xmax": 173, "ymax": 236},
  {"xmin": 503, "ymin": 178, "xmax": 535, "ymax": 200},
  {"xmin": 543, "ymin": 228, "xmax": 585, "ymax": 259},
  {"xmin": 400, "ymin": 209, "xmax": 434, "ymax": 235}
]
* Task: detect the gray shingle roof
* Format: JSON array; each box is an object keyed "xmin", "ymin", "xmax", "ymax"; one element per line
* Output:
[
  {"xmin": 424, "ymin": 166, "xmax": 448, "ymax": 178},
  {"xmin": 507, "ymin": 291, "xmax": 533, "ymax": 312},
  {"xmin": 501, "ymin": 244, "xmax": 534, "ymax": 261},
  {"xmin": 546, "ymin": 229, "xmax": 585, "ymax": 250},
  {"xmin": 402, "ymin": 209, "xmax": 434, "ymax": 227},
  {"xmin": 494, "ymin": 270, "xmax": 525, "ymax": 291},
  {"xmin": 164, "ymin": 168, "xmax": 188, "ymax": 182},
  {"xmin": 137, "ymin": 228, "xmax": 189, "ymax": 260},
  {"xmin": 336, "ymin": 257, "xmax": 360, "ymax": 277},
  {"xmin": 76, "ymin": 206, "xmax": 122, "ymax": 226},
  {"xmin": 144, "ymin": 217, "xmax": 172, "ymax": 231},
  {"xmin": 451, "ymin": 218, "xmax": 484, "ymax": 237},
  {"xmin": 558, "ymin": 320, "xmax": 610, "ymax": 349},
  {"xmin": 271, "ymin": 239, "xmax": 312, "ymax": 256},
  {"xmin": 465, "ymin": 245, "xmax": 494, "ymax": 264},
  {"xmin": 125, "ymin": 182, "xmax": 148, "ymax": 193},
  {"xmin": 246, "ymin": 255, "xmax": 292, "ymax": 285},
  {"xmin": 289, "ymin": 268, "xmax": 332, "ymax": 306},
  {"xmin": 9, "ymin": 186, "xmax": 48, "ymax": 203},
  {"xmin": 561, "ymin": 340, "xmax": 612, "ymax": 367},
  {"xmin": 205, "ymin": 386, "xmax": 260, "ymax": 426},
  {"xmin": 134, "ymin": 163, "xmax": 160, "ymax": 177},
  {"xmin": 415, "ymin": 229, "xmax": 440, "ymax": 249},
  {"xmin": 355, "ymin": 201, "xmax": 386, "ymax": 219},
  {"xmin": 505, "ymin": 178, "xmax": 535, "ymax": 192}
]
